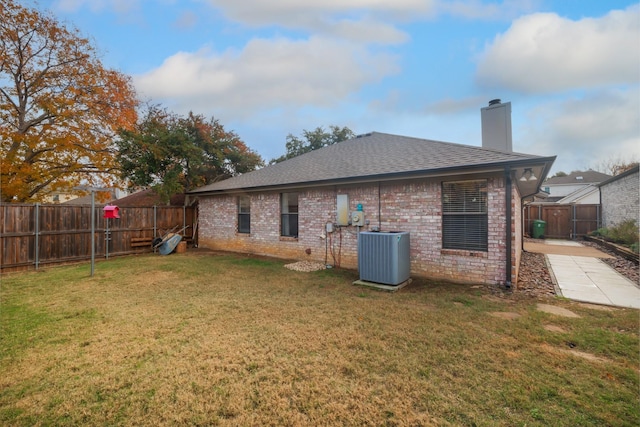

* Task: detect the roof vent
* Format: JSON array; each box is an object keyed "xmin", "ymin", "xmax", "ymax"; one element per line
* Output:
[
  {"xmin": 488, "ymin": 99, "xmax": 501, "ymax": 106},
  {"xmin": 356, "ymin": 132, "xmax": 372, "ymax": 138}
]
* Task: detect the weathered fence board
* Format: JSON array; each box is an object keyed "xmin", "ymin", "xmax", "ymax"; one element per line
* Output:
[{"xmin": 0, "ymin": 203, "xmax": 196, "ymax": 273}]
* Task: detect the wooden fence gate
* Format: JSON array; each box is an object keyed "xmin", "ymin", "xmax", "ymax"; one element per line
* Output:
[
  {"xmin": 523, "ymin": 204, "xmax": 600, "ymax": 240},
  {"xmin": 0, "ymin": 203, "xmax": 196, "ymax": 273}
]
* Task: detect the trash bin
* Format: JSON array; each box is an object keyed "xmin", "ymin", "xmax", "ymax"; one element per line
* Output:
[{"xmin": 532, "ymin": 220, "xmax": 546, "ymax": 239}]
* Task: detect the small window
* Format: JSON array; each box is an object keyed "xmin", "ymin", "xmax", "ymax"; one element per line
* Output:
[
  {"xmin": 238, "ymin": 195, "xmax": 250, "ymax": 234},
  {"xmin": 442, "ymin": 180, "xmax": 488, "ymax": 251},
  {"xmin": 281, "ymin": 193, "xmax": 298, "ymax": 238}
]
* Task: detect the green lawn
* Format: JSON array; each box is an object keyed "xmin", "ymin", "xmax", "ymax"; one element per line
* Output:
[{"xmin": 1, "ymin": 251, "xmax": 638, "ymax": 426}]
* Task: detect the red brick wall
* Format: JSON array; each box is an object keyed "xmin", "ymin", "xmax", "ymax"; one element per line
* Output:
[{"xmin": 198, "ymin": 173, "xmax": 521, "ymax": 286}]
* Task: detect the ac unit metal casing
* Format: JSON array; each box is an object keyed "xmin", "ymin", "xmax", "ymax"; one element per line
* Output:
[{"xmin": 358, "ymin": 231, "xmax": 410, "ymax": 285}]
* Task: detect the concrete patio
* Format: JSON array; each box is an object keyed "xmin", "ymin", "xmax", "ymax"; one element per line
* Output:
[{"xmin": 524, "ymin": 239, "xmax": 640, "ymax": 309}]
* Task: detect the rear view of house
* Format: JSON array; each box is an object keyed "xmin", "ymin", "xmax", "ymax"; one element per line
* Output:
[{"xmin": 189, "ymin": 103, "xmax": 555, "ymax": 287}]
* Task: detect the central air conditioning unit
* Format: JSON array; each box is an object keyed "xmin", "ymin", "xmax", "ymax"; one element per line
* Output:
[{"xmin": 358, "ymin": 231, "xmax": 410, "ymax": 285}]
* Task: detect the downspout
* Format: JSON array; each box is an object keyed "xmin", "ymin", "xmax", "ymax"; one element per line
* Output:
[
  {"xmin": 378, "ymin": 181, "xmax": 382, "ymax": 230},
  {"xmin": 505, "ymin": 166, "xmax": 512, "ymax": 289}
]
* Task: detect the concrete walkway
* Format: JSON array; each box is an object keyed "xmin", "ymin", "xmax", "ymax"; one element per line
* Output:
[{"xmin": 529, "ymin": 240, "xmax": 640, "ymax": 309}]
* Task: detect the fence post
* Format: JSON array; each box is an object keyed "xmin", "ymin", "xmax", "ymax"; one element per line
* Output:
[
  {"xmin": 183, "ymin": 205, "xmax": 186, "ymax": 236},
  {"xmin": 91, "ymin": 191, "xmax": 95, "ymax": 276},
  {"xmin": 34, "ymin": 203, "xmax": 40, "ymax": 270},
  {"xmin": 105, "ymin": 217, "xmax": 110, "ymax": 259},
  {"xmin": 572, "ymin": 204, "xmax": 576, "ymax": 240}
]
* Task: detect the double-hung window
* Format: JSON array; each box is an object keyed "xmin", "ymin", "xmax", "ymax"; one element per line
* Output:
[
  {"xmin": 442, "ymin": 180, "xmax": 488, "ymax": 251},
  {"xmin": 238, "ymin": 195, "xmax": 250, "ymax": 234},
  {"xmin": 280, "ymin": 193, "xmax": 298, "ymax": 238}
]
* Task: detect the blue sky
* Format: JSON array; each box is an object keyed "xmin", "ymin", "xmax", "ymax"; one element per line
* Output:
[{"xmin": 33, "ymin": 0, "xmax": 639, "ymax": 174}]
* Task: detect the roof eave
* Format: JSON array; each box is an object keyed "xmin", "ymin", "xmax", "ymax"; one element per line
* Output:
[{"xmin": 189, "ymin": 156, "xmax": 557, "ymax": 196}]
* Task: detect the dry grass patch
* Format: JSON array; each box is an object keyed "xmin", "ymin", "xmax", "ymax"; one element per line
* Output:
[{"xmin": 1, "ymin": 252, "xmax": 638, "ymax": 426}]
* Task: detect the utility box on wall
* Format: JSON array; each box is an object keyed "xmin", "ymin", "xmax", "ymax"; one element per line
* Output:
[
  {"xmin": 336, "ymin": 194, "xmax": 349, "ymax": 226},
  {"xmin": 358, "ymin": 231, "xmax": 410, "ymax": 285},
  {"xmin": 351, "ymin": 211, "xmax": 365, "ymax": 226}
]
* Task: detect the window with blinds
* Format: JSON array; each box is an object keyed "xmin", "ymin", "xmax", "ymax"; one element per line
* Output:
[
  {"xmin": 280, "ymin": 192, "xmax": 299, "ymax": 238},
  {"xmin": 442, "ymin": 180, "xmax": 488, "ymax": 251},
  {"xmin": 238, "ymin": 195, "xmax": 250, "ymax": 234}
]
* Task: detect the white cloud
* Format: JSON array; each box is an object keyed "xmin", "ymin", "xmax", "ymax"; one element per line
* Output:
[
  {"xmin": 423, "ymin": 96, "xmax": 488, "ymax": 115},
  {"xmin": 203, "ymin": 0, "xmax": 434, "ymax": 44},
  {"xmin": 53, "ymin": 0, "xmax": 139, "ymax": 13},
  {"xmin": 134, "ymin": 36, "xmax": 400, "ymax": 118},
  {"xmin": 476, "ymin": 5, "xmax": 640, "ymax": 93},
  {"xmin": 173, "ymin": 10, "xmax": 198, "ymax": 30},
  {"xmin": 437, "ymin": 0, "xmax": 540, "ymax": 20},
  {"xmin": 205, "ymin": 0, "xmax": 541, "ymax": 35},
  {"xmin": 205, "ymin": 0, "xmax": 435, "ymax": 26},
  {"xmin": 517, "ymin": 88, "xmax": 640, "ymax": 173},
  {"xmin": 322, "ymin": 19, "xmax": 409, "ymax": 45}
]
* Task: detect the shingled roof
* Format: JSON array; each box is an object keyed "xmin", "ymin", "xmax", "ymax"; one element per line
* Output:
[
  {"xmin": 111, "ymin": 189, "xmax": 186, "ymax": 207},
  {"xmin": 189, "ymin": 132, "xmax": 555, "ymax": 194},
  {"xmin": 544, "ymin": 170, "xmax": 611, "ymax": 185}
]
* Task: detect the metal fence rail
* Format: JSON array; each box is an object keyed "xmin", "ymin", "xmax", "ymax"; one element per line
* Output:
[{"xmin": 0, "ymin": 203, "xmax": 195, "ymax": 273}]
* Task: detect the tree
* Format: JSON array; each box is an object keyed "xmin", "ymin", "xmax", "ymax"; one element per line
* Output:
[
  {"xmin": 0, "ymin": 0, "xmax": 138, "ymax": 203},
  {"xmin": 550, "ymin": 171, "xmax": 568, "ymax": 178},
  {"xmin": 591, "ymin": 155, "xmax": 639, "ymax": 176},
  {"xmin": 270, "ymin": 126, "xmax": 355, "ymax": 164},
  {"xmin": 116, "ymin": 106, "xmax": 263, "ymax": 204}
]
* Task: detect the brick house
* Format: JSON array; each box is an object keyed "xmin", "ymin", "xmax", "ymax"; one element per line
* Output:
[
  {"xmin": 598, "ymin": 165, "xmax": 639, "ymax": 228},
  {"xmin": 189, "ymin": 130, "xmax": 555, "ymax": 287}
]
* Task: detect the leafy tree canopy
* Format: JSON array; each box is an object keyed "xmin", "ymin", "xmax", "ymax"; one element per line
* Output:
[
  {"xmin": 270, "ymin": 126, "xmax": 355, "ymax": 164},
  {"xmin": 0, "ymin": 0, "xmax": 138, "ymax": 202},
  {"xmin": 116, "ymin": 106, "xmax": 263, "ymax": 204}
]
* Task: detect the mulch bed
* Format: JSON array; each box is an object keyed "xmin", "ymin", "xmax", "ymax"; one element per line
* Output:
[{"xmin": 516, "ymin": 250, "xmax": 557, "ymax": 298}]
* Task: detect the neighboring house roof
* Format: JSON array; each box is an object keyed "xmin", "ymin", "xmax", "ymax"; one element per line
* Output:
[
  {"xmin": 544, "ymin": 170, "xmax": 611, "ymax": 186},
  {"xmin": 597, "ymin": 165, "xmax": 639, "ymax": 187},
  {"xmin": 63, "ymin": 188, "xmax": 118, "ymax": 205},
  {"xmin": 539, "ymin": 197, "xmax": 563, "ymax": 203},
  {"xmin": 556, "ymin": 184, "xmax": 599, "ymax": 204},
  {"xmin": 63, "ymin": 189, "xmax": 186, "ymax": 206},
  {"xmin": 189, "ymin": 132, "xmax": 555, "ymax": 195},
  {"xmin": 113, "ymin": 189, "xmax": 186, "ymax": 207}
]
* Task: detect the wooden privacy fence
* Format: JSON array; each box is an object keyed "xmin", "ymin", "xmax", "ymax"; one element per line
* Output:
[
  {"xmin": 524, "ymin": 204, "xmax": 600, "ymax": 240},
  {"xmin": 0, "ymin": 203, "xmax": 196, "ymax": 273}
]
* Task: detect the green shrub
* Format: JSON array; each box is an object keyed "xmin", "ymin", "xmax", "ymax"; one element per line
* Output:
[
  {"xmin": 590, "ymin": 220, "xmax": 639, "ymax": 249},
  {"xmin": 608, "ymin": 219, "xmax": 639, "ymax": 246},
  {"xmin": 590, "ymin": 228, "xmax": 610, "ymax": 238}
]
